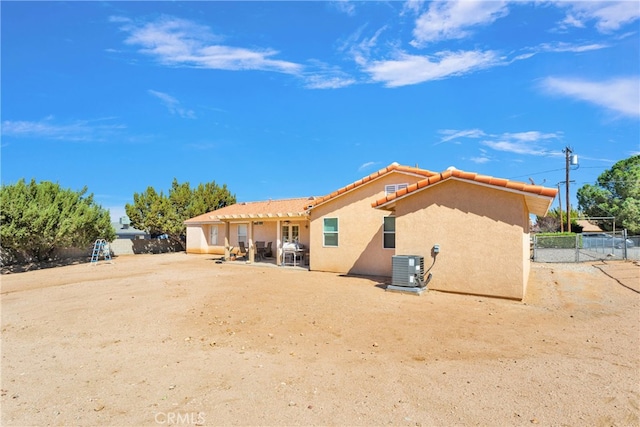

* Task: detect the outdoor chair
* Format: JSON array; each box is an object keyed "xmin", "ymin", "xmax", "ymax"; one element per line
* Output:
[
  {"xmin": 255, "ymin": 241, "xmax": 266, "ymax": 260},
  {"xmin": 264, "ymin": 242, "xmax": 273, "ymax": 258},
  {"xmin": 237, "ymin": 241, "xmax": 248, "ymax": 260}
]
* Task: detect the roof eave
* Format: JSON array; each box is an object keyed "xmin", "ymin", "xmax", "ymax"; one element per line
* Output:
[
  {"xmin": 525, "ymin": 194, "xmax": 556, "ymax": 217},
  {"xmin": 373, "ymin": 177, "xmax": 558, "ymax": 215}
]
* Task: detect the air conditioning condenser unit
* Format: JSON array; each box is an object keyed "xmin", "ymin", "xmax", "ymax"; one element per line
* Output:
[{"xmin": 390, "ymin": 255, "xmax": 425, "ymax": 289}]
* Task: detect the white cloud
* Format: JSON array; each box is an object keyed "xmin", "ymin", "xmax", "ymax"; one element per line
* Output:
[
  {"xmin": 541, "ymin": 76, "xmax": 640, "ymax": 117},
  {"xmin": 480, "ymin": 130, "xmax": 563, "ymax": 156},
  {"xmin": 343, "ymin": 24, "xmax": 389, "ymax": 67},
  {"xmin": 302, "ymin": 61, "xmax": 357, "ymax": 89},
  {"xmin": 364, "ymin": 50, "xmax": 499, "ymax": 87},
  {"xmin": 481, "ymin": 140, "xmax": 553, "ymax": 156},
  {"xmin": 411, "ymin": 0, "xmax": 509, "ymax": 46},
  {"xmin": 503, "ymin": 131, "xmax": 560, "ymax": 142},
  {"xmin": 115, "ymin": 15, "xmax": 303, "ymax": 75},
  {"xmin": 470, "ymin": 156, "xmax": 491, "ymax": 164},
  {"xmin": 557, "ymin": 1, "xmax": 640, "ymax": 33},
  {"xmin": 506, "ymin": 41, "xmax": 609, "ymax": 66},
  {"xmin": 1, "ymin": 117, "xmax": 125, "ymax": 141},
  {"xmin": 331, "ymin": 0, "xmax": 356, "ymax": 16},
  {"xmin": 437, "ymin": 129, "xmax": 486, "ymax": 144},
  {"xmin": 148, "ymin": 90, "xmax": 196, "ymax": 119},
  {"xmin": 358, "ymin": 161, "xmax": 379, "ymax": 171},
  {"xmin": 437, "ymin": 128, "xmax": 563, "ymax": 157},
  {"xmin": 304, "ymin": 75, "xmax": 356, "ymax": 89},
  {"xmin": 401, "ymin": 0, "xmax": 425, "ymax": 17},
  {"xmin": 535, "ymin": 42, "xmax": 609, "ymax": 53}
]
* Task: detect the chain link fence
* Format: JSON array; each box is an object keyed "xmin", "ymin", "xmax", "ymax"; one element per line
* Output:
[{"xmin": 532, "ymin": 230, "xmax": 639, "ymax": 263}]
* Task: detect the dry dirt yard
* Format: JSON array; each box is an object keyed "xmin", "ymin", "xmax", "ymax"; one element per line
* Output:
[{"xmin": 1, "ymin": 253, "xmax": 638, "ymax": 426}]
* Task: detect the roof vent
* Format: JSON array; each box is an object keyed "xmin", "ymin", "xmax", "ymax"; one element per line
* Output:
[
  {"xmin": 390, "ymin": 161, "xmax": 399, "ymax": 166},
  {"xmin": 308, "ymin": 196, "xmax": 315, "ymax": 200},
  {"xmin": 446, "ymin": 166, "xmax": 457, "ymax": 171}
]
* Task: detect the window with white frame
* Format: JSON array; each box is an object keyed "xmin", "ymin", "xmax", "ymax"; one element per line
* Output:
[
  {"xmin": 281, "ymin": 224, "xmax": 299, "ymax": 243},
  {"xmin": 385, "ymin": 183, "xmax": 408, "ymax": 195},
  {"xmin": 323, "ymin": 218, "xmax": 338, "ymax": 247},
  {"xmin": 237, "ymin": 224, "xmax": 247, "ymax": 244},
  {"xmin": 209, "ymin": 225, "xmax": 218, "ymax": 245},
  {"xmin": 383, "ymin": 216, "xmax": 395, "ymax": 249}
]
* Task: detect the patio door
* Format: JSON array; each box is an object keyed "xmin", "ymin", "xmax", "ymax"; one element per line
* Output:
[{"xmin": 282, "ymin": 224, "xmax": 299, "ymax": 243}]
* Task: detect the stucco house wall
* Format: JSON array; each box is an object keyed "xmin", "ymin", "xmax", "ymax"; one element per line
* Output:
[
  {"xmin": 392, "ymin": 179, "xmax": 531, "ymax": 300},
  {"xmin": 309, "ymin": 172, "xmax": 425, "ymax": 277},
  {"xmin": 185, "ymin": 223, "xmax": 227, "ymax": 255}
]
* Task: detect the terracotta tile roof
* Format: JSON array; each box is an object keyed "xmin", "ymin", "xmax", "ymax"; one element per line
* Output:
[
  {"xmin": 307, "ymin": 162, "xmax": 437, "ymax": 209},
  {"xmin": 372, "ymin": 168, "xmax": 558, "ymax": 216},
  {"xmin": 184, "ymin": 197, "xmax": 314, "ymax": 223}
]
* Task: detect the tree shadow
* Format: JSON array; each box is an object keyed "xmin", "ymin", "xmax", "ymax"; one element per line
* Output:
[{"xmin": 1, "ymin": 257, "xmax": 102, "ymax": 274}]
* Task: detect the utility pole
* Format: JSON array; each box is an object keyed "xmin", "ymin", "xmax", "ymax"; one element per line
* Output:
[{"xmin": 563, "ymin": 147, "xmax": 572, "ymax": 233}]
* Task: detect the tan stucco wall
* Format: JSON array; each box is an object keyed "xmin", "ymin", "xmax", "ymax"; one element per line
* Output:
[
  {"xmin": 309, "ymin": 173, "xmax": 425, "ymax": 276},
  {"xmin": 393, "ymin": 180, "xmax": 530, "ymax": 300},
  {"xmin": 186, "ymin": 225, "xmax": 208, "ymax": 254},
  {"xmin": 185, "ymin": 224, "xmax": 226, "ymax": 255}
]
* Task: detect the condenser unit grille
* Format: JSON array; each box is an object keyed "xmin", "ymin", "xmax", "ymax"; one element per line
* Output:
[{"xmin": 392, "ymin": 255, "xmax": 425, "ymax": 287}]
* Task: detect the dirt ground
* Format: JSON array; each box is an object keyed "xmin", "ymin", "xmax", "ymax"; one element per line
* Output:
[{"xmin": 1, "ymin": 253, "xmax": 639, "ymax": 426}]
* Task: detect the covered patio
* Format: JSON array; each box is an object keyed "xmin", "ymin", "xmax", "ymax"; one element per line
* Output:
[{"xmin": 184, "ymin": 197, "xmax": 313, "ymax": 267}]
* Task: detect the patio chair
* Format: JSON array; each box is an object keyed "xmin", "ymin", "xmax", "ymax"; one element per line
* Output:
[
  {"xmin": 255, "ymin": 241, "xmax": 266, "ymax": 260},
  {"xmin": 264, "ymin": 242, "xmax": 273, "ymax": 258},
  {"xmin": 237, "ymin": 241, "xmax": 248, "ymax": 260}
]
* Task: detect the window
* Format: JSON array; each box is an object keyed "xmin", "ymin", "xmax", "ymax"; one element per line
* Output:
[
  {"xmin": 323, "ymin": 218, "xmax": 338, "ymax": 247},
  {"xmin": 237, "ymin": 224, "xmax": 247, "ymax": 244},
  {"xmin": 385, "ymin": 183, "xmax": 408, "ymax": 195},
  {"xmin": 383, "ymin": 216, "xmax": 395, "ymax": 249},
  {"xmin": 209, "ymin": 225, "xmax": 218, "ymax": 245},
  {"xmin": 281, "ymin": 224, "xmax": 299, "ymax": 243}
]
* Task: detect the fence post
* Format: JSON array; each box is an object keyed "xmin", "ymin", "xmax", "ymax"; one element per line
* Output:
[
  {"xmin": 623, "ymin": 229, "xmax": 628, "ymax": 260},
  {"xmin": 575, "ymin": 233, "xmax": 579, "ymax": 262},
  {"xmin": 532, "ymin": 235, "xmax": 537, "ymax": 262}
]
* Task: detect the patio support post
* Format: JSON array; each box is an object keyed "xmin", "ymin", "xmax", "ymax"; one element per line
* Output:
[
  {"xmin": 248, "ymin": 222, "xmax": 255, "ymax": 263},
  {"xmin": 224, "ymin": 222, "xmax": 230, "ymax": 260},
  {"xmin": 276, "ymin": 220, "xmax": 282, "ymax": 265}
]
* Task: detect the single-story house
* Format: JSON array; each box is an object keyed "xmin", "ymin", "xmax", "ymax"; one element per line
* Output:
[
  {"xmin": 576, "ymin": 219, "xmax": 604, "ymax": 232},
  {"xmin": 110, "ymin": 216, "xmax": 151, "ymax": 255},
  {"xmin": 185, "ymin": 163, "xmax": 557, "ymax": 300}
]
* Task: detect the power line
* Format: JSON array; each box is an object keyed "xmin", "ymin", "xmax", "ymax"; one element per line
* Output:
[
  {"xmin": 510, "ymin": 165, "xmax": 609, "ymax": 180},
  {"xmin": 509, "ymin": 168, "xmax": 564, "ymax": 180}
]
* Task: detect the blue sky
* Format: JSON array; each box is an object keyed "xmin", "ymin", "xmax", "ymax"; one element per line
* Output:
[{"xmin": 2, "ymin": 1, "xmax": 639, "ymax": 221}]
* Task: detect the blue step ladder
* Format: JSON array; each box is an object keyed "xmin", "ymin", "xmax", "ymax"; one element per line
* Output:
[{"xmin": 90, "ymin": 239, "xmax": 112, "ymax": 264}]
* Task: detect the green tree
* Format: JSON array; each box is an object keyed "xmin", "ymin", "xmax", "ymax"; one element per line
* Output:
[
  {"xmin": 577, "ymin": 155, "xmax": 640, "ymax": 234},
  {"xmin": 0, "ymin": 179, "xmax": 115, "ymax": 263},
  {"xmin": 126, "ymin": 186, "xmax": 168, "ymax": 237},
  {"xmin": 125, "ymin": 179, "xmax": 235, "ymax": 249},
  {"xmin": 535, "ymin": 207, "xmax": 582, "ymax": 233}
]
